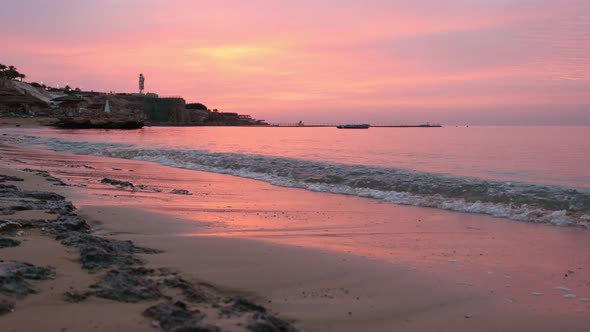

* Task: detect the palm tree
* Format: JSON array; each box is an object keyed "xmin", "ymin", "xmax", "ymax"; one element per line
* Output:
[
  {"xmin": 0, "ymin": 64, "xmax": 26, "ymax": 81},
  {"xmin": 6, "ymin": 68, "xmax": 18, "ymax": 80}
]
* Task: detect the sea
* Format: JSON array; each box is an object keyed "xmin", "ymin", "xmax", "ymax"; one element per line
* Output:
[{"xmin": 3, "ymin": 125, "xmax": 590, "ymax": 227}]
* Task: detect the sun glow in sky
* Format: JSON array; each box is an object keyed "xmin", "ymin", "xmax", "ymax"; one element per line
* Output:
[{"xmin": 1, "ymin": 0, "xmax": 589, "ymax": 124}]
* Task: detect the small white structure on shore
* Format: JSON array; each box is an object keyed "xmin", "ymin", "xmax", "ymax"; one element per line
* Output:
[{"xmin": 104, "ymin": 99, "xmax": 111, "ymax": 113}]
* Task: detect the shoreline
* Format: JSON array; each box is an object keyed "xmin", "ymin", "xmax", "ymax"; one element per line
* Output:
[
  {"xmin": 2, "ymin": 126, "xmax": 588, "ymax": 228},
  {"xmin": 0, "ymin": 117, "xmax": 57, "ymax": 128},
  {"xmin": 1, "ymin": 141, "xmax": 590, "ymax": 331}
]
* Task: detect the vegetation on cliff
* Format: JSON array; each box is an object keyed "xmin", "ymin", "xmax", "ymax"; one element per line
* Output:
[
  {"xmin": 186, "ymin": 103, "xmax": 208, "ymax": 111},
  {"xmin": 0, "ymin": 64, "xmax": 26, "ymax": 81}
]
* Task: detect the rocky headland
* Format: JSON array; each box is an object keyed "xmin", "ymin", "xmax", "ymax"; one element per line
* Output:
[{"xmin": 0, "ymin": 64, "xmax": 268, "ymax": 128}]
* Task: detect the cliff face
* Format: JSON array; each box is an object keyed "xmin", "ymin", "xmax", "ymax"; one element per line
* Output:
[
  {"xmin": 171, "ymin": 107, "xmax": 209, "ymax": 124},
  {"xmin": 139, "ymin": 97, "xmax": 252, "ymax": 125},
  {"xmin": 140, "ymin": 97, "xmax": 205, "ymax": 124}
]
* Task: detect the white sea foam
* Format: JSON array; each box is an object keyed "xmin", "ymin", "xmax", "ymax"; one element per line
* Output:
[{"xmin": 10, "ymin": 134, "xmax": 590, "ymax": 228}]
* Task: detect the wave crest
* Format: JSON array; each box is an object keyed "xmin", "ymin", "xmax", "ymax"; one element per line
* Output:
[{"xmin": 15, "ymin": 135, "xmax": 590, "ymax": 227}]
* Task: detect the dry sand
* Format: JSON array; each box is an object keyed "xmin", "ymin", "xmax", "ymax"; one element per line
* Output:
[
  {"xmin": 1, "ymin": 142, "xmax": 590, "ymax": 331},
  {"xmin": 0, "ymin": 232, "xmax": 155, "ymax": 332}
]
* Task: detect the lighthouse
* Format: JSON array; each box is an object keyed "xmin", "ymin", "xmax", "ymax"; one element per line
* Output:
[{"xmin": 139, "ymin": 73, "xmax": 145, "ymax": 94}]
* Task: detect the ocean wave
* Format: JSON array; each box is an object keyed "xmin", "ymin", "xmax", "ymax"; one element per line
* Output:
[{"xmin": 13, "ymin": 135, "xmax": 590, "ymax": 227}]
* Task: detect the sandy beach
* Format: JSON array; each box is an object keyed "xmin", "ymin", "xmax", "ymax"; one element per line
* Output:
[
  {"xmin": 1, "ymin": 140, "xmax": 590, "ymax": 331},
  {"xmin": 0, "ymin": 149, "xmax": 298, "ymax": 331}
]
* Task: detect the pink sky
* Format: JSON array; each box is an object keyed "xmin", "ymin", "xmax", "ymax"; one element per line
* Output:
[{"xmin": 1, "ymin": 0, "xmax": 589, "ymax": 124}]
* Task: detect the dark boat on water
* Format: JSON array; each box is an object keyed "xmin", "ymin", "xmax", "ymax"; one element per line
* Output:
[{"xmin": 337, "ymin": 124, "xmax": 370, "ymax": 129}]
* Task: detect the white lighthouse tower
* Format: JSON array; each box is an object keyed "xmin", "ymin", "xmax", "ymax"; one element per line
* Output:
[
  {"xmin": 104, "ymin": 99, "xmax": 111, "ymax": 113},
  {"xmin": 139, "ymin": 73, "xmax": 145, "ymax": 94}
]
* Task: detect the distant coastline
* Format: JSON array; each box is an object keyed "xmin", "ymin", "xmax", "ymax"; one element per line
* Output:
[
  {"xmin": 0, "ymin": 64, "xmax": 269, "ymax": 129},
  {"xmin": 1, "ymin": 64, "xmax": 445, "ymax": 130}
]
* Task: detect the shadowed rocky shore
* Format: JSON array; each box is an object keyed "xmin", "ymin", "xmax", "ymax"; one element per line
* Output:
[{"xmin": 0, "ymin": 170, "xmax": 297, "ymax": 331}]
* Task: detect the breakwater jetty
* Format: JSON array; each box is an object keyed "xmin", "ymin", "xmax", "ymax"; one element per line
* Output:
[{"xmin": 267, "ymin": 123, "xmax": 442, "ymax": 128}]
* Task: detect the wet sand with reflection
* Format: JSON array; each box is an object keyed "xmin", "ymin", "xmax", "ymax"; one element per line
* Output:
[{"xmin": 1, "ymin": 142, "xmax": 589, "ymax": 331}]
